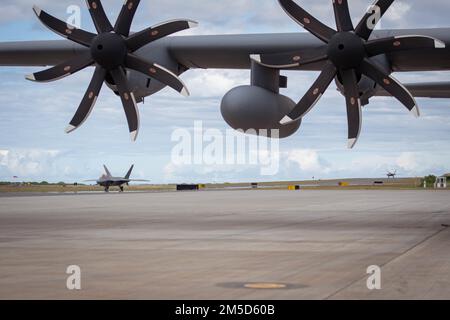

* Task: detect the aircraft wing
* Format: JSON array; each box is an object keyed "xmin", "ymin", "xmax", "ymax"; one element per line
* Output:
[
  {"xmin": 0, "ymin": 34, "xmax": 322, "ymax": 68},
  {"xmin": 2, "ymin": 30, "xmax": 450, "ymax": 102},
  {"xmin": 375, "ymin": 82, "xmax": 450, "ymax": 99},
  {"xmin": 0, "ymin": 40, "xmax": 86, "ymax": 67},
  {"xmin": 2, "ymin": 29, "xmax": 450, "ymax": 72},
  {"xmin": 168, "ymin": 30, "xmax": 450, "ymax": 72}
]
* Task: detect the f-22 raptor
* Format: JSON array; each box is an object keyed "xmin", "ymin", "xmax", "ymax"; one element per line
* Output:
[{"xmin": 86, "ymin": 165, "xmax": 148, "ymax": 192}]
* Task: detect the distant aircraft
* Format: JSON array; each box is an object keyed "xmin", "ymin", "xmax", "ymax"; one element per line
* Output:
[
  {"xmin": 86, "ymin": 165, "xmax": 148, "ymax": 192},
  {"xmin": 387, "ymin": 170, "xmax": 397, "ymax": 179}
]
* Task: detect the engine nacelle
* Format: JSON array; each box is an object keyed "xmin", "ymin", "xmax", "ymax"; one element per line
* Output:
[
  {"xmin": 105, "ymin": 45, "xmax": 182, "ymax": 103},
  {"xmin": 221, "ymin": 85, "xmax": 301, "ymax": 138},
  {"xmin": 335, "ymin": 73, "xmax": 377, "ymax": 105},
  {"xmin": 335, "ymin": 55, "xmax": 391, "ymax": 104}
]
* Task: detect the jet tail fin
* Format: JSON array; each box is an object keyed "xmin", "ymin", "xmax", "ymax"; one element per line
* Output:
[
  {"xmin": 103, "ymin": 165, "xmax": 112, "ymax": 178},
  {"xmin": 125, "ymin": 165, "xmax": 134, "ymax": 179}
]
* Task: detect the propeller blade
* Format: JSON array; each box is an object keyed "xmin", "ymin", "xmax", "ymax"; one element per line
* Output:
[
  {"xmin": 332, "ymin": 0, "xmax": 354, "ymax": 32},
  {"xmin": 114, "ymin": 0, "xmax": 141, "ymax": 37},
  {"xmin": 278, "ymin": 0, "xmax": 336, "ymax": 43},
  {"xmin": 250, "ymin": 47, "xmax": 328, "ymax": 69},
  {"xmin": 341, "ymin": 69, "xmax": 362, "ymax": 149},
  {"xmin": 355, "ymin": 0, "xmax": 394, "ymax": 40},
  {"xmin": 32, "ymin": 6, "xmax": 95, "ymax": 47},
  {"xmin": 365, "ymin": 35, "xmax": 446, "ymax": 56},
  {"xmin": 25, "ymin": 53, "xmax": 93, "ymax": 82},
  {"xmin": 110, "ymin": 68, "xmax": 140, "ymax": 141},
  {"xmin": 85, "ymin": 0, "xmax": 113, "ymax": 33},
  {"xmin": 125, "ymin": 54, "xmax": 189, "ymax": 96},
  {"xmin": 280, "ymin": 61, "xmax": 337, "ymax": 124},
  {"xmin": 126, "ymin": 19, "xmax": 198, "ymax": 52},
  {"xmin": 359, "ymin": 58, "xmax": 420, "ymax": 117},
  {"xmin": 66, "ymin": 67, "xmax": 106, "ymax": 134}
]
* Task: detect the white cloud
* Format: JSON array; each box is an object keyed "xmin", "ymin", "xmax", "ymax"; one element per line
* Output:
[
  {"xmin": 163, "ymin": 161, "xmax": 251, "ymax": 183},
  {"xmin": 163, "ymin": 147, "xmax": 330, "ymax": 182},
  {"xmin": 384, "ymin": 1, "xmax": 412, "ymax": 23},
  {"xmin": 0, "ymin": 150, "xmax": 9, "ymax": 159},
  {"xmin": 286, "ymin": 149, "xmax": 330, "ymax": 173},
  {"xmin": 0, "ymin": 149, "xmax": 60, "ymax": 179},
  {"xmin": 183, "ymin": 70, "xmax": 247, "ymax": 98},
  {"xmin": 336, "ymin": 152, "xmax": 449, "ymax": 178},
  {"xmin": 396, "ymin": 152, "xmax": 419, "ymax": 171}
]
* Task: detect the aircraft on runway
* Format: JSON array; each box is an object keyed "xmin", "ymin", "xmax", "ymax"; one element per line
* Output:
[
  {"xmin": 1, "ymin": 0, "xmax": 450, "ymax": 148},
  {"xmin": 387, "ymin": 170, "xmax": 397, "ymax": 179},
  {"xmin": 85, "ymin": 165, "xmax": 148, "ymax": 192}
]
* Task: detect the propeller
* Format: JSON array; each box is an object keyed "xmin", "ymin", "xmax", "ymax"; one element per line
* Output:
[
  {"xmin": 27, "ymin": 0, "xmax": 198, "ymax": 141},
  {"xmin": 251, "ymin": 0, "xmax": 446, "ymax": 148}
]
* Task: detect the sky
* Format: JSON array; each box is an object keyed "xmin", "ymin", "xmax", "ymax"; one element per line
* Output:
[{"xmin": 0, "ymin": 0, "xmax": 449, "ymax": 183}]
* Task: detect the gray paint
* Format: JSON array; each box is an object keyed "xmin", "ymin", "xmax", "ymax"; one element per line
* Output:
[
  {"xmin": 250, "ymin": 61, "xmax": 281, "ymax": 94},
  {"xmin": 2, "ymin": 29, "xmax": 450, "ymax": 71},
  {"xmin": 167, "ymin": 29, "xmax": 450, "ymax": 71},
  {"xmin": 221, "ymin": 85, "xmax": 301, "ymax": 138},
  {"xmin": 90, "ymin": 165, "xmax": 148, "ymax": 192},
  {"xmin": 376, "ymin": 82, "xmax": 450, "ymax": 99}
]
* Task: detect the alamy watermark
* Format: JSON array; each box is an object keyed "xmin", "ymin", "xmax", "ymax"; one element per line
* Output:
[
  {"xmin": 366, "ymin": 265, "xmax": 381, "ymax": 290},
  {"xmin": 366, "ymin": 4, "xmax": 383, "ymax": 31},
  {"xmin": 66, "ymin": 265, "xmax": 81, "ymax": 290},
  {"xmin": 171, "ymin": 121, "xmax": 280, "ymax": 176},
  {"xmin": 66, "ymin": 5, "xmax": 81, "ymax": 29}
]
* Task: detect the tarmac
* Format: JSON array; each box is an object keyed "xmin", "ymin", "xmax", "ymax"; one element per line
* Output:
[{"xmin": 0, "ymin": 189, "xmax": 449, "ymax": 300}]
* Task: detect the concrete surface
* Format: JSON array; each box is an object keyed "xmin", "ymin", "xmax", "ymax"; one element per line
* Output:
[{"xmin": 0, "ymin": 190, "xmax": 449, "ymax": 300}]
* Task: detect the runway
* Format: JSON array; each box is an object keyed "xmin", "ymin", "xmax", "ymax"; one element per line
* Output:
[{"xmin": 0, "ymin": 189, "xmax": 449, "ymax": 300}]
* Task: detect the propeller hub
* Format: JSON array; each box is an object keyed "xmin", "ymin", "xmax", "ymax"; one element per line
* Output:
[
  {"xmin": 91, "ymin": 33, "xmax": 127, "ymax": 70},
  {"xmin": 327, "ymin": 32, "xmax": 366, "ymax": 70}
]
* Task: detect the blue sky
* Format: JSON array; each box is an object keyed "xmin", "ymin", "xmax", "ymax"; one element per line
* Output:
[{"xmin": 0, "ymin": 0, "xmax": 449, "ymax": 183}]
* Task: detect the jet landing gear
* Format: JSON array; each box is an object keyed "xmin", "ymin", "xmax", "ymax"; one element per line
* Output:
[{"xmin": 103, "ymin": 186, "xmax": 124, "ymax": 193}]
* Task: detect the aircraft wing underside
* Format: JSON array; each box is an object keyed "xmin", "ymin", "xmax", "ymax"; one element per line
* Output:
[{"xmin": 375, "ymin": 82, "xmax": 450, "ymax": 99}]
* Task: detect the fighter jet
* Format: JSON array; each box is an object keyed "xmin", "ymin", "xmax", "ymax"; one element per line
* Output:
[
  {"xmin": 387, "ymin": 170, "xmax": 397, "ymax": 179},
  {"xmin": 86, "ymin": 165, "xmax": 148, "ymax": 192}
]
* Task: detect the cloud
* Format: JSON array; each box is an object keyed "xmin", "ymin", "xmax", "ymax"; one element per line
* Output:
[
  {"xmin": 0, "ymin": 148, "xmax": 60, "ymax": 179},
  {"xmin": 4, "ymin": 0, "xmax": 450, "ymax": 32},
  {"xmin": 181, "ymin": 70, "xmax": 247, "ymax": 98},
  {"xmin": 163, "ymin": 147, "xmax": 330, "ymax": 182},
  {"xmin": 286, "ymin": 149, "xmax": 330, "ymax": 173},
  {"xmin": 0, "ymin": 150, "xmax": 8, "ymax": 158},
  {"xmin": 336, "ymin": 152, "xmax": 450, "ymax": 178},
  {"xmin": 163, "ymin": 161, "xmax": 254, "ymax": 183},
  {"xmin": 384, "ymin": 1, "xmax": 412, "ymax": 23},
  {"xmin": 396, "ymin": 152, "xmax": 418, "ymax": 171}
]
